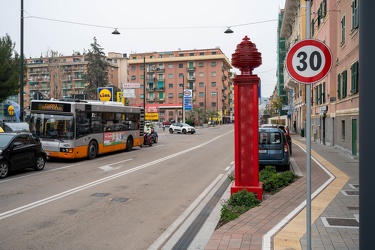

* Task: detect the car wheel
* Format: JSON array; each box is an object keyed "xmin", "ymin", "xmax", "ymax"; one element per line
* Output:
[
  {"xmin": 0, "ymin": 161, "xmax": 10, "ymax": 179},
  {"xmin": 34, "ymin": 155, "xmax": 46, "ymax": 171},
  {"xmin": 125, "ymin": 138, "xmax": 133, "ymax": 151},
  {"xmin": 182, "ymin": 129, "xmax": 187, "ymax": 134},
  {"xmin": 169, "ymin": 128, "xmax": 174, "ymax": 134},
  {"xmin": 88, "ymin": 141, "xmax": 98, "ymax": 160}
]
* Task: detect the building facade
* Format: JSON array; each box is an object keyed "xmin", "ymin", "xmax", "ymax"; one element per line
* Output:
[
  {"xmin": 279, "ymin": 0, "xmax": 359, "ymax": 157},
  {"xmin": 25, "ymin": 51, "xmax": 120, "ymax": 109},
  {"xmin": 127, "ymin": 48, "xmax": 233, "ymax": 124}
]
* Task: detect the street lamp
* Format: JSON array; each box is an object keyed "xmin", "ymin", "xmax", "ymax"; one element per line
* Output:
[
  {"xmin": 216, "ymin": 88, "xmax": 219, "ymax": 123},
  {"xmin": 143, "ymin": 57, "xmax": 146, "ymax": 109},
  {"xmin": 19, "ymin": 0, "xmax": 24, "ymax": 121}
]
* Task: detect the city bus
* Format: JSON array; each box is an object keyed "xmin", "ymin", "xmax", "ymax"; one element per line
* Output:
[{"xmin": 29, "ymin": 99, "xmax": 145, "ymax": 160}]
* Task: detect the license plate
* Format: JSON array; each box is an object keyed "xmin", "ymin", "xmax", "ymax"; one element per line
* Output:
[{"xmin": 259, "ymin": 150, "xmax": 267, "ymax": 153}]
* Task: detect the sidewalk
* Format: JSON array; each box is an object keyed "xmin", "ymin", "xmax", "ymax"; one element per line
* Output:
[{"xmin": 205, "ymin": 135, "xmax": 359, "ymax": 250}]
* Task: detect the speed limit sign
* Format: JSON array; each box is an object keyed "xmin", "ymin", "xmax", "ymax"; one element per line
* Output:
[{"xmin": 286, "ymin": 39, "xmax": 332, "ymax": 84}]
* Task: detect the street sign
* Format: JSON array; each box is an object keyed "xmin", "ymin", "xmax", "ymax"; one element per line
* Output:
[
  {"xmin": 122, "ymin": 83, "xmax": 140, "ymax": 89},
  {"xmin": 286, "ymin": 39, "xmax": 332, "ymax": 84}
]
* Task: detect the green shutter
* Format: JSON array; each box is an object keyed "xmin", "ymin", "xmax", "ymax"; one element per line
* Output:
[
  {"xmin": 342, "ymin": 70, "xmax": 347, "ymax": 97},
  {"xmin": 337, "ymin": 74, "xmax": 341, "ymax": 99},
  {"xmin": 323, "ymin": 82, "xmax": 326, "ymax": 103}
]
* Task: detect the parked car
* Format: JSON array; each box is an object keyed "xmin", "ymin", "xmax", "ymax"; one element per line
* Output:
[
  {"xmin": 169, "ymin": 123, "xmax": 196, "ymax": 134},
  {"xmin": 162, "ymin": 121, "xmax": 171, "ymax": 126},
  {"xmin": 261, "ymin": 124, "xmax": 292, "ymax": 155},
  {"xmin": 0, "ymin": 132, "xmax": 47, "ymax": 179},
  {"xmin": 258, "ymin": 127, "xmax": 290, "ymax": 171}
]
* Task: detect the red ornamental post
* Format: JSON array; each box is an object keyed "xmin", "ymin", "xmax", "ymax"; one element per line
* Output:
[{"xmin": 231, "ymin": 36, "xmax": 263, "ymax": 200}]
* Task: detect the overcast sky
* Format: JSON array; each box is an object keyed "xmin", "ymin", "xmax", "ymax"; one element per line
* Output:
[{"xmin": 1, "ymin": 0, "xmax": 285, "ymax": 97}]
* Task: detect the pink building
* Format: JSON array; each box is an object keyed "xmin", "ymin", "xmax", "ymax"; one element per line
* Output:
[{"xmin": 128, "ymin": 48, "xmax": 233, "ymax": 124}]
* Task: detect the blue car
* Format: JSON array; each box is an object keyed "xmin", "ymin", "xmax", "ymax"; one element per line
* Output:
[{"xmin": 258, "ymin": 127, "xmax": 290, "ymax": 171}]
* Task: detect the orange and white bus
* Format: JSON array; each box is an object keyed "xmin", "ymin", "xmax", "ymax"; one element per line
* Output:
[{"xmin": 29, "ymin": 99, "xmax": 145, "ymax": 160}]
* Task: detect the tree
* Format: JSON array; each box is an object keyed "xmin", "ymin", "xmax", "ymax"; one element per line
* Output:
[
  {"xmin": 45, "ymin": 50, "xmax": 64, "ymax": 99},
  {"xmin": 83, "ymin": 37, "xmax": 109, "ymax": 99},
  {"xmin": 0, "ymin": 34, "xmax": 20, "ymax": 103}
]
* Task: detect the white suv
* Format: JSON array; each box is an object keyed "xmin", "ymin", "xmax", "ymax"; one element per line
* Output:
[{"xmin": 169, "ymin": 123, "xmax": 196, "ymax": 134}]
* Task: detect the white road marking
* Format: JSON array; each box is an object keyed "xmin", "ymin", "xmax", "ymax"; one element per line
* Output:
[{"xmin": 0, "ymin": 130, "xmax": 233, "ymax": 220}]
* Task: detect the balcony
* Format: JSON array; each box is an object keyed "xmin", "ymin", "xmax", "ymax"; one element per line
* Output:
[
  {"xmin": 186, "ymin": 67, "xmax": 195, "ymax": 71},
  {"xmin": 155, "ymin": 87, "xmax": 165, "ymax": 91},
  {"xmin": 187, "ymin": 76, "xmax": 195, "ymax": 81},
  {"xmin": 146, "ymin": 88, "xmax": 155, "ymax": 92}
]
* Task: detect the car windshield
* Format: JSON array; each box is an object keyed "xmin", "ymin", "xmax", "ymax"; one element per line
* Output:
[
  {"xmin": 181, "ymin": 123, "xmax": 191, "ymax": 127},
  {"xmin": 0, "ymin": 134, "xmax": 14, "ymax": 148},
  {"xmin": 29, "ymin": 113, "xmax": 74, "ymax": 140}
]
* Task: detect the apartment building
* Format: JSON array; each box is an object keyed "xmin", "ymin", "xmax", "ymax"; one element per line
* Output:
[
  {"xmin": 280, "ymin": 0, "xmax": 307, "ymax": 133},
  {"xmin": 127, "ymin": 48, "xmax": 233, "ymax": 124},
  {"xmin": 310, "ymin": 0, "xmax": 359, "ymax": 156},
  {"xmin": 279, "ymin": 0, "xmax": 359, "ymax": 157},
  {"xmin": 25, "ymin": 52, "xmax": 120, "ymax": 109}
]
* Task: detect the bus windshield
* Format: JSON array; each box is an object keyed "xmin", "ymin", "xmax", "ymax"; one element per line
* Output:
[{"xmin": 30, "ymin": 113, "xmax": 74, "ymax": 140}]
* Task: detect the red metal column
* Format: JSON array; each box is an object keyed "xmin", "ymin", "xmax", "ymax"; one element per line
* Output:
[{"xmin": 230, "ymin": 36, "xmax": 263, "ymax": 200}]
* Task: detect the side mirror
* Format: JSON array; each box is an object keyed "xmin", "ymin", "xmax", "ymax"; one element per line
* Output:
[{"xmin": 13, "ymin": 141, "xmax": 23, "ymax": 147}]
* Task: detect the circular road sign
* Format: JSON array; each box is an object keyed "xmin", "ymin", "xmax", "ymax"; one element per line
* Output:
[
  {"xmin": 286, "ymin": 39, "xmax": 332, "ymax": 84},
  {"xmin": 8, "ymin": 105, "xmax": 15, "ymax": 116}
]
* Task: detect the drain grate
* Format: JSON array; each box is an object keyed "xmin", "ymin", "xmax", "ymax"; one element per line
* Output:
[
  {"xmin": 91, "ymin": 193, "xmax": 110, "ymax": 197},
  {"xmin": 342, "ymin": 190, "xmax": 359, "ymax": 196},
  {"xmin": 347, "ymin": 206, "xmax": 359, "ymax": 211},
  {"xmin": 321, "ymin": 217, "xmax": 359, "ymax": 228},
  {"xmin": 111, "ymin": 197, "xmax": 130, "ymax": 203},
  {"xmin": 349, "ymin": 184, "xmax": 359, "ymax": 189}
]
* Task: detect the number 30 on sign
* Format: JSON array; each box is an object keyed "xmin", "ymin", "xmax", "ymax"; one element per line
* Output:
[{"xmin": 286, "ymin": 39, "xmax": 332, "ymax": 84}]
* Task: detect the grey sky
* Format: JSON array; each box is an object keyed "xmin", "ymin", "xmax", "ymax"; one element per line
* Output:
[{"xmin": 1, "ymin": 0, "xmax": 285, "ymax": 97}]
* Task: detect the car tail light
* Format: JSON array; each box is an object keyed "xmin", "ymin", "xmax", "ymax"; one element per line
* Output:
[{"xmin": 284, "ymin": 141, "xmax": 289, "ymax": 153}]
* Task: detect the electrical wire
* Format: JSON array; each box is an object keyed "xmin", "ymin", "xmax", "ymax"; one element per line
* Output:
[{"xmin": 24, "ymin": 13, "xmax": 277, "ymax": 31}]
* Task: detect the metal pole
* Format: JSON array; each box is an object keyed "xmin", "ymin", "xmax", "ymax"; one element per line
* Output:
[
  {"xmin": 305, "ymin": 1, "xmax": 312, "ymax": 249},
  {"xmin": 182, "ymin": 75, "xmax": 185, "ymax": 123},
  {"xmin": 360, "ymin": 0, "xmax": 374, "ymax": 248},
  {"xmin": 143, "ymin": 57, "xmax": 146, "ymax": 109},
  {"xmin": 216, "ymin": 88, "xmax": 219, "ymax": 124},
  {"xmin": 19, "ymin": 0, "xmax": 24, "ymax": 121}
]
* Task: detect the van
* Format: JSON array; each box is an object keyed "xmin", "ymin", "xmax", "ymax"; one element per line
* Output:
[
  {"xmin": 259, "ymin": 127, "xmax": 290, "ymax": 171},
  {"xmin": 1, "ymin": 122, "xmax": 30, "ymax": 133}
]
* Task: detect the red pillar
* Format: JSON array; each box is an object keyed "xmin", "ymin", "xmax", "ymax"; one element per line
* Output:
[{"xmin": 230, "ymin": 36, "xmax": 263, "ymax": 200}]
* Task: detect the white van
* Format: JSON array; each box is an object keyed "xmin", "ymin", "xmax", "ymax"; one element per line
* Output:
[{"xmin": 1, "ymin": 122, "xmax": 30, "ymax": 132}]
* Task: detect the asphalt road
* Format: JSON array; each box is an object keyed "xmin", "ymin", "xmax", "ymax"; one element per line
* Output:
[{"xmin": 0, "ymin": 125, "xmax": 234, "ymax": 250}]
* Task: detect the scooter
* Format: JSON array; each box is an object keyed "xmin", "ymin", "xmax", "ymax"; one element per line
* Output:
[{"xmin": 142, "ymin": 132, "xmax": 153, "ymax": 147}]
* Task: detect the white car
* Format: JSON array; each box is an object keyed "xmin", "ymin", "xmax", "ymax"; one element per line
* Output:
[{"xmin": 169, "ymin": 123, "xmax": 196, "ymax": 134}]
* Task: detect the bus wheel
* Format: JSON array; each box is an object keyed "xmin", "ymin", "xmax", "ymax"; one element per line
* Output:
[
  {"xmin": 88, "ymin": 141, "xmax": 98, "ymax": 160},
  {"xmin": 125, "ymin": 138, "xmax": 133, "ymax": 151}
]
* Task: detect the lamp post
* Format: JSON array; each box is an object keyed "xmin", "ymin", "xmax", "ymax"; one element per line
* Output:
[
  {"xmin": 19, "ymin": 0, "xmax": 24, "ymax": 121},
  {"xmin": 143, "ymin": 57, "xmax": 146, "ymax": 109}
]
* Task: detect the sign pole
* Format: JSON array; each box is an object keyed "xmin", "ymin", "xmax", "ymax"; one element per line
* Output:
[
  {"xmin": 305, "ymin": 1, "xmax": 312, "ymax": 249},
  {"xmin": 182, "ymin": 75, "xmax": 185, "ymax": 123}
]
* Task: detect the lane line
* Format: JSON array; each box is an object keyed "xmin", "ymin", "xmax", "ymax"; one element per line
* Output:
[
  {"xmin": 0, "ymin": 130, "xmax": 233, "ymax": 220},
  {"xmin": 262, "ymin": 140, "xmax": 348, "ymax": 250}
]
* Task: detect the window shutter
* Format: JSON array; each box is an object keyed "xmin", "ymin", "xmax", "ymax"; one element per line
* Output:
[
  {"xmin": 342, "ymin": 70, "xmax": 347, "ymax": 97},
  {"xmin": 337, "ymin": 74, "xmax": 341, "ymax": 99}
]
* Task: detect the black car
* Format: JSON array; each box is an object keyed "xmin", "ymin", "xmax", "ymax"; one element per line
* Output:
[{"xmin": 0, "ymin": 132, "xmax": 47, "ymax": 179}]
